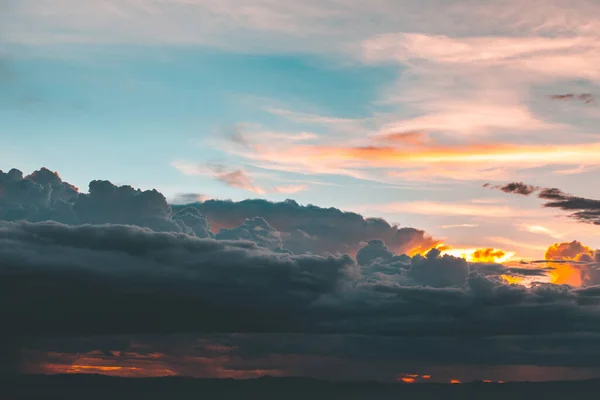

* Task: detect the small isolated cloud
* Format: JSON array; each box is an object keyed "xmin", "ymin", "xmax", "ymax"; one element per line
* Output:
[
  {"xmin": 172, "ymin": 161, "xmax": 307, "ymax": 195},
  {"xmin": 212, "ymin": 166, "xmax": 266, "ymax": 195},
  {"xmin": 441, "ymin": 224, "xmax": 478, "ymax": 229},
  {"xmin": 484, "ymin": 182, "xmax": 540, "ymax": 196},
  {"xmin": 549, "ymin": 93, "xmax": 595, "ymax": 104},
  {"xmin": 271, "ymin": 184, "xmax": 307, "ymax": 194}
]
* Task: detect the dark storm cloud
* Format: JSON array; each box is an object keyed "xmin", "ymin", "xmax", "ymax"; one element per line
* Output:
[
  {"xmin": 175, "ymin": 198, "xmax": 440, "ymax": 256},
  {"xmin": 0, "ymin": 221, "xmax": 354, "ymax": 336},
  {"xmin": 4, "ymin": 220, "xmax": 600, "ymax": 342},
  {"xmin": 215, "ymin": 217, "xmax": 285, "ymax": 251},
  {"xmin": 487, "ymin": 181, "xmax": 600, "ymax": 225}
]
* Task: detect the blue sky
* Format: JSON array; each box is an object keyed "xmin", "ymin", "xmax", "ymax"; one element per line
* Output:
[{"xmin": 2, "ymin": 0, "xmax": 600, "ymax": 258}]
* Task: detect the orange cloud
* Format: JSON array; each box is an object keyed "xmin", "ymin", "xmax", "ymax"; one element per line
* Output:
[
  {"xmin": 232, "ymin": 138, "xmax": 600, "ymax": 183},
  {"xmin": 511, "ymin": 240, "xmax": 600, "ymax": 286},
  {"xmin": 501, "ymin": 275, "xmax": 525, "ymax": 285},
  {"xmin": 28, "ymin": 351, "xmax": 177, "ymax": 378},
  {"xmin": 545, "ymin": 241, "xmax": 594, "ymax": 261},
  {"xmin": 26, "ymin": 349, "xmax": 287, "ymax": 380},
  {"xmin": 442, "ymin": 247, "xmax": 514, "ymax": 263},
  {"xmin": 470, "ymin": 248, "xmax": 507, "ymax": 263}
]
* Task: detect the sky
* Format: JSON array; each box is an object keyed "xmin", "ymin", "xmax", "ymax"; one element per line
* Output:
[{"xmin": 2, "ymin": 0, "xmax": 600, "ymax": 384}]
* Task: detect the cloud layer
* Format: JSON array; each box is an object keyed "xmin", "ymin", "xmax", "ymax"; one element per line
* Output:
[{"xmin": 3, "ymin": 167, "xmax": 600, "ymax": 380}]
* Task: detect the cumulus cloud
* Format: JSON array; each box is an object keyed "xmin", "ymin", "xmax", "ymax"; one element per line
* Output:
[
  {"xmin": 178, "ymin": 198, "xmax": 441, "ymax": 256},
  {"xmin": 545, "ymin": 241, "xmax": 595, "ymax": 261},
  {"xmin": 215, "ymin": 217, "xmax": 285, "ymax": 251},
  {"xmin": 0, "ymin": 167, "xmax": 439, "ymax": 256},
  {"xmin": 355, "ymin": 240, "xmax": 411, "ymax": 275},
  {"xmin": 0, "ymin": 167, "xmax": 78, "ymax": 223},
  {"xmin": 409, "ymin": 248, "xmax": 470, "ymax": 287}
]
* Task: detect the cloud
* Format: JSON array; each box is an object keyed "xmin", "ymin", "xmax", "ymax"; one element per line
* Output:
[
  {"xmin": 1, "ymin": 167, "xmax": 437, "ymax": 257},
  {"xmin": 1, "ymin": 220, "xmax": 355, "ymax": 337},
  {"xmin": 271, "ymin": 184, "xmax": 308, "ymax": 194},
  {"xmin": 6, "ymin": 220, "xmax": 600, "ymax": 342},
  {"xmin": 215, "ymin": 217, "xmax": 285, "ymax": 251},
  {"xmin": 549, "ymin": 93, "xmax": 595, "ymax": 104},
  {"xmin": 484, "ymin": 182, "xmax": 540, "ymax": 195},
  {"xmin": 213, "ymin": 166, "xmax": 267, "ymax": 195},
  {"xmin": 21, "ymin": 332, "xmax": 600, "ymax": 382},
  {"xmin": 409, "ymin": 248, "xmax": 470, "ymax": 287},
  {"xmin": 471, "ymin": 248, "xmax": 508, "ymax": 263},
  {"xmin": 0, "ymin": 167, "xmax": 78, "ymax": 223},
  {"xmin": 8, "ymin": 167, "xmax": 600, "ymax": 379},
  {"xmin": 371, "ymin": 200, "xmax": 546, "ymax": 219},
  {"xmin": 375, "ymin": 131, "xmax": 429, "ymax": 146},
  {"xmin": 179, "ymin": 198, "xmax": 441, "ymax": 256},
  {"xmin": 490, "ymin": 181, "xmax": 600, "ymax": 225},
  {"xmin": 441, "ymin": 224, "xmax": 478, "ymax": 229},
  {"xmin": 545, "ymin": 241, "xmax": 597, "ymax": 262},
  {"xmin": 172, "ymin": 162, "xmax": 307, "ymax": 195},
  {"xmin": 228, "ymin": 140, "xmax": 600, "ymax": 184}
]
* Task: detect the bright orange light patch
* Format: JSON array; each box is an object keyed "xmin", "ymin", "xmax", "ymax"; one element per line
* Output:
[
  {"xmin": 501, "ymin": 275, "xmax": 525, "ymax": 285},
  {"xmin": 407, "ymin": 242, "xmax": 450, "ymax": 257},
  {"xmin": 441, "ymin": 247, "xmax": 514, "ymax": 263},
  {"xmin": 450, "ymin": 379, "xmax": 462, "ymax": 384},
  {"xmin": 547, "ymin": 263, "xmax": 582, "ymax": 286},
  {"xmin": 396, "ymin": 373, "xmax": 431, "ymax": 383}
]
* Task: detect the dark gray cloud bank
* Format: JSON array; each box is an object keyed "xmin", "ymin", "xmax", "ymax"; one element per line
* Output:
[{"xmin": 3, "ymin": 167, "xmax": 600, "ymax": 381}]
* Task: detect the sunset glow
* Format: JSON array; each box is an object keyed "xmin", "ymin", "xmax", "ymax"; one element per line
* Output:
[
  {"xmin": 5, "ymin": 0, "xmax": 600, "ymax": 392},
  {"xmin": 441, "ymin": 248, "xmax": 515, "ymax": 263}
]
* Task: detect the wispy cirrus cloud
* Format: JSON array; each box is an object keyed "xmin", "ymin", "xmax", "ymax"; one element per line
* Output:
[
  {"xmin": 172, "ymin": 161, "xmax": 308, "ymax": 195},
  {"xmin": 357, "ymin": 201, "xmax": 549, "ymax": 219}
]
